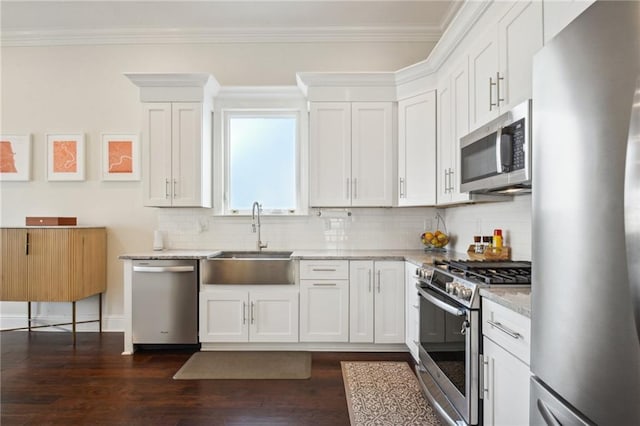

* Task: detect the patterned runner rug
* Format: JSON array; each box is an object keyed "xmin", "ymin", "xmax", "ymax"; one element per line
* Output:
[{"xmin": 341, "ymin": 361, "xmax": 441, "ymax": 425}]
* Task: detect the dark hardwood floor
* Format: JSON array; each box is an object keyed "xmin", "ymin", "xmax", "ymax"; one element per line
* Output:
[{"xmin": 1, "ymin": 332, "xmax": 414, "ymax": 425}]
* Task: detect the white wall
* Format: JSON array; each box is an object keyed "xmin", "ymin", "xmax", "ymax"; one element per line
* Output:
[
  {"xmin": 0, "ymin": 40, "xmax": 533, "ymax": 331},
  {"xmin": 0, "ymin": 40, "xmax": 435, "ymax": 330},
  {"xmin": 443, "ymin": 195, "xmax": 532, "ymax": 260}
]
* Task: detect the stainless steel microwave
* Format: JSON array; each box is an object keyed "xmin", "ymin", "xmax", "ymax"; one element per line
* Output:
[{"xmin": 460, "ymin": 99, "xmax": 532, "ymax": 194}]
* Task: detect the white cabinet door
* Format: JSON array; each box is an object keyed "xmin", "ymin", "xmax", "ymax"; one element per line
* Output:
[
  {"xmin": 374, "ymin": 261, "xmax": 405, "ymax": 343},
  {"xmin": 543, "ymin": 0, "xmax": 595, "ymax": 44},
  {"xmin": 469, "ymin": 1, "xmax": 542, "ymax": 131},
  {"xmin": 143, "ymin": 103, "xmax": 173, "ymax": 207},
  {"xmin": 351, "ymin": 102, "xmax": 394, "ymax": 206},
  {"xmin": 249, "ymin": 290, "xmax": 299, "ymax": 343},
  {"xmin": 404, "ymin": 262, "xmax": 420, "ymax": 361},
  {"xmin": 450, "ymin": 58, "xmax": 473, "ymax": 203},
  {"xmin": 299, "ymin": 279, "xmax": 349, "ymax": 342},
  {"xmin": 437, "ymin": 77, "xmax": 453, "ymax": 204},
  {"xmin": 349, "ymin": 260, "xmax": 374, "ymax": 343},
  {"xmin": 309, "ymin": 103, "xmax": 351, "ymax": 207},
  {"xmin": 469, "ymin": 28, "xmax": 500, "ymax": 130},
  {"xmin": 398, "ymin": 92, "xmax": 437, "ymax": 206},
  {"xmin": 199, "ymin": 290, "xmax": 248, "ymax": 342},
  {"xmin": 498, "ymin": 0, "xmax": 543, "ymax": 112},
  {"xmin": 171, "ymin": 102, "xmax": 203, "ymax": 207},
  {"xmin": 142, "ymin": 101, "xmax": 211, "ymax": 207},
  {"xmin": 483, "ymin": 337, "xmax": 531, "ymax": 426}
]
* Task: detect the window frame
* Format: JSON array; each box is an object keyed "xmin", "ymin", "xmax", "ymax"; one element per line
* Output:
[{"xmin": 212, "ymin": 87, "xmax": 309, "ymax": 216}]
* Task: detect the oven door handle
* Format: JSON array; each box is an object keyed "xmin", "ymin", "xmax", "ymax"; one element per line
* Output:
[{"xmin": 418, "ymin": 287, "xmax": 467, "ymax": 317}]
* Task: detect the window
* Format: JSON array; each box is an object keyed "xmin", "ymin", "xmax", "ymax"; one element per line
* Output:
[{"xmin": 224, "ymin": 111, "xmax": 300, "ymax": 214}]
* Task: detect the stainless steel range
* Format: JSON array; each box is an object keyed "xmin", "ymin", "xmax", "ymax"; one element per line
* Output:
[{"xmin": 413, "ymin": 259, "xmax": 531, "ymax": 425}]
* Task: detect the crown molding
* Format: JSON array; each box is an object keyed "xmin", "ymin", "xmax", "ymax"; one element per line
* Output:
[
  {"xmin": 1, "ymin": 25, "xmax": 442, "ymax": 47},
  {"xmin": 395, "ymin": 0, "xmax": 492, "ymax": 86}
]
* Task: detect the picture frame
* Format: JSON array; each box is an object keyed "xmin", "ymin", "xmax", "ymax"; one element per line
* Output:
[
  {"xmin": 0, "ymin": 134, "xmax": 31, "ymax": 181},
  {"xmin": 46, "ymin": 133, "xmax": 85, "ymax": 181},
  {"xmin": 101, "ymin": 133, "xmax": 140, "ymax": 181}
]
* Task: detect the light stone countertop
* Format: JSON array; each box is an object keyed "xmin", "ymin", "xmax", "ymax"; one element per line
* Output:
[
  {"xmin": 118, "ymin": 248, "xmax": 465, "ymax": 263},
  {"xmin": 479, "ymin": 287, "xmax": 531, "ymax": 318}
]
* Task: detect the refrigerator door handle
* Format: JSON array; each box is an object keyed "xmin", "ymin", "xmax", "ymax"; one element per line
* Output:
[
  {"xmin": 624, "ymin": 76, "xmax": 640, "ymax": 343},
  {"xmin": 537, "ymin": 399, "xmax": 563, "ymax": 426}
]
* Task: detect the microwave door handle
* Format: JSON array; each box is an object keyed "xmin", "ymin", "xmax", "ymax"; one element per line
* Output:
[
  {"xmin": 500, "ymin": 133, "xmax": 513, "ymax": 173},
  {"xmin": 496, "ymin": 128, "xmax": 503, "ymax": 173}
]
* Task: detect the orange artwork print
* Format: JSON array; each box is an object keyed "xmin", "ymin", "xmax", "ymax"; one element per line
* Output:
[
  {"xmin": 0, "ymin": 141, "xmax": 18, "ymax": 173},
  {"xmin": 108, "ymin": 141, "xmax": 133, "ymax": 173},
  {"xmin": 53, "ymin": 140, "xmax": 77, "ymax": 173}
]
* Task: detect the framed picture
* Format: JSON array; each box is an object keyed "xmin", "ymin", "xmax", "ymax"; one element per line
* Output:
[
  {"xmin": 101, "ymin": 133, "xmax": 140, "ymax": 181},
  {"xmin": 47, "ymin": 133, "xmax": 85, "ymax": 181},
  {"xmin": 0, "ymin": 134, "xmax": 31, "ymax": 181}
]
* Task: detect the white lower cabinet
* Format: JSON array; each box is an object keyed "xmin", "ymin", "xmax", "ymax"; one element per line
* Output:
[
  {"xmin": 199, "ymin": 289, "xmax": 299, "ymax": 343},
  {"xmin": 404, "ymin": 262, "xmax": 420, "ymax": 361},
  {"xmin": 481, "ymin": 298, "xmax": 531, "ymax": 426},
  {"xmin": 350, "ymin": 260, "xmax": 405, "ymax": 343},
  {"xmin": 299, "ymin": 280, "xmax": 349, "ymax": 342},
  {"xmin": 299, "ymin": 260, "xmax": 350, "ymax": 342}
]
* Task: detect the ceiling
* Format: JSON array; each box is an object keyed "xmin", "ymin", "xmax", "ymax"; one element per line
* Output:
[{"xmin": 0, "ymin": 0, "xmax": 463, "ymax": 45}]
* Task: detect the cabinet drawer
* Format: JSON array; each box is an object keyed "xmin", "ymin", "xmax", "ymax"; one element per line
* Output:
[
  {"xmin": 300, "ymin": 260, "xmax": 349, "ymax": 280},
  {"xmin": 482, "ymin": 298, "xmax": 531, "ymax": 365}
]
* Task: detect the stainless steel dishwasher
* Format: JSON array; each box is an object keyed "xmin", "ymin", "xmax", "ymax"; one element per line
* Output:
[{"xmin": 132, "ymin": 259, "xmax": 198, "ymax": 345}]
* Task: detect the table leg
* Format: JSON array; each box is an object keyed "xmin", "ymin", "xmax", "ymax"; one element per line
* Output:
[
  {"xmin": 99, "ymin": 293, "xmax": 103, "ymax": 333},
  {"xmin": 72, "ymin": 301, "xmax": 76, "ymax": 345},
  {"xmin": 28, "ymin": 301, "xmax": 31, "ymax": 332}
]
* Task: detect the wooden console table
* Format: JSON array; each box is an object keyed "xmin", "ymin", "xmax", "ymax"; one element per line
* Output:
[{"xmin": 0, "ymin": 227, "xmax": 107, "ymax": 343}]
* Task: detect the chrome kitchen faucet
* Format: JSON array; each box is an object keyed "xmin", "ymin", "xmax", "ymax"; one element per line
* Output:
[{"xmin": 251, "ymin": 201, "xmax": 268, "ymax": 251}]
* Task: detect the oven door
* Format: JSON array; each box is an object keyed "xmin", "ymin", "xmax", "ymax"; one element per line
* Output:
[{"xmin": 417, "ymin": 286, "xmax": 480, "ymax": 425}]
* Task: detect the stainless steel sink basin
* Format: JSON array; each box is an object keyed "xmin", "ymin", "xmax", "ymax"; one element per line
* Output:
[
  {"xmin": 208, "ymin": 251, "xmax": 292, "ymax": 259},
  {"xmin": 201, "ymin": 251, "xmax": 294, "ymax": 285}
]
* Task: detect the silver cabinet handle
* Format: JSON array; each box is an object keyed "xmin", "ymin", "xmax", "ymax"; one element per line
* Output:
[
  {"xmin": 242, "ymin": 302, "xmax": 247, "ymax": 325},
  {"xmin": 312, "ymin": 268, "xmax": 336, "ymax": 272},
  {"xmin": 312, "ymin": 283, "xmax": 337, "ymax": 286},
  {"xmin": 399, "ymin": 177, "xmax": 405, "ymax": 198},
  {"xmin": 449, "ymin": 168, "xmax": 455, "ymax": 192},
  {"xmin": 173, "ymin": 179, "xmax": 178, "ymax": 197},
  {"xmin": 165, "ymin": 178, "xmax": 170, "ymax": 198},
  {"xmin": 346, "ymin": 178, "xmax": 350, "ymax": 199},
  {"xmin": 481, "ymin": 354, "xmax": 489, "ymax": 398},
  {"xmin": 133, "ymin": 265, "xmax": 195, "ymax": 273},
  {"xmin": 376, "ymin": 270, "xmax": 381, "ymax": 293},
  {"xmin": 353, "ymin": 177, "xmax": 358, "ymax": 199},
  {"xmin": 25, "ymin": 232, "xmax": 30, "ymax": 255},
  {"xmin": 489, "ymin": 76, "xmax": 497, "ymax": 110},
  {"xmin": 250, "ymin": 301, "xmax": 255, "ymax": 324},
  {"xmin": 496, "ymin": 71, "xmax": 504, "ymax": 106},
  {"xmin": 368, "ymin": 270, "xmax": 372, "ymax": 293},
  {"xmin": 487, "ymin": 319, "xmax": 521, "ymax": 339}
]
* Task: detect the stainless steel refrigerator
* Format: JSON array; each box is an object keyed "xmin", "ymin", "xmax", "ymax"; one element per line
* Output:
[{"xmin": 531, "ymin": 1, "xmax": 640, "ymax": 424}]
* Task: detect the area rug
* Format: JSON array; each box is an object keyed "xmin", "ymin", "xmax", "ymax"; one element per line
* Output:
[
  {"xmin": 341, "ymin": 361, "xmax": 440, "ymax": 425},
  {"xmin": 173, "ymin": 351, "xmax": 311, "ymax": 379}
]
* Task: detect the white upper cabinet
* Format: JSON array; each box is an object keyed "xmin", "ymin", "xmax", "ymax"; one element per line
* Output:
[
  {"xmin": 543, "ymin": 0, "xmax": 596, "ymax": 44},
  {"xmin": 437, "ymin": 58, "xmax": 476, "ymax": 206},
  {"xmin": 309, "ymin": 103, "xmax": 351, "ymax": 207},
  {"xmin": 397, "ymin": 91, "xmax": 437, "ymax": 206},
  {"xmin": 125, "ymin": 73, "xmax": 219, "ymax": 208},
  {"xmin": 469, "ymin": 1, "xmax": 543, "ymax": 130},
  {"xmin": 144, "ymin": 102, "xmax": 209, "ymax": 207},
  {"xmin": 309, "ymin": 102, "xmax": 394, "ymax": 207}
]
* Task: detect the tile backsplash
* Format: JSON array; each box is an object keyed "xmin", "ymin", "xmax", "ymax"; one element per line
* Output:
[{"xmin": 156, "ymin": 195, "xmax": 532, "ymax": 260}]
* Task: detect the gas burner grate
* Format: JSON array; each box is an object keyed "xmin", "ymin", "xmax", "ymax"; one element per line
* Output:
[{"xmin": 439, "ymin": 260, "xmax": 532, "ymax": 285}]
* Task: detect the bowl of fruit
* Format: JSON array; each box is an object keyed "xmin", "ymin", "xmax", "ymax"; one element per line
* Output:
[{"xmin": 421, "ymin": 230, "xmax": 450, "ymax": 251}]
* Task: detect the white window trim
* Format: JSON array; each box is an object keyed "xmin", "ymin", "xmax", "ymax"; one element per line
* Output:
[{"xmin": 212, "ymin": 86, "xmax": 309, "ymax": 216}]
